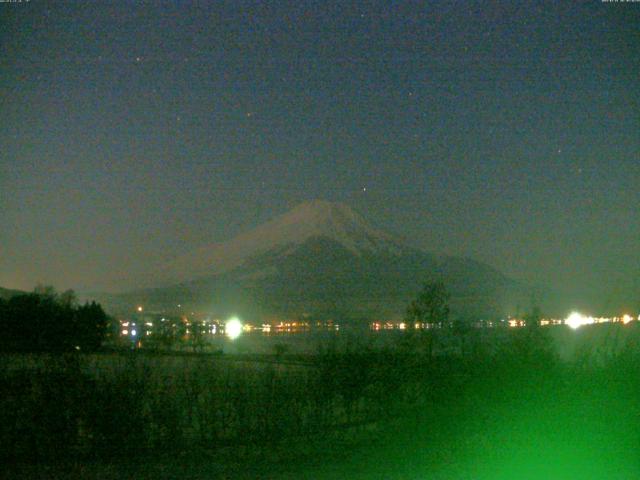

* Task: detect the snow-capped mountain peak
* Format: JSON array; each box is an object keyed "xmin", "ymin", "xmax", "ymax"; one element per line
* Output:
[
  {"xmin": 149, "ymin": 200, "xmax": 406, "ymax": 287},
  {"xmin": 257, "ymin": 200, "xmax": 402, "ymax": 253}
]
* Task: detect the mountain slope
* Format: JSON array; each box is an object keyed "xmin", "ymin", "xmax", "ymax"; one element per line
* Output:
[
  {"xmin": 149, "ymin": 200, "xmax": 409, "ymax": 287},
  {"xmin": 0, "ymin": 287, "xmax": 25, "ymax": 300},
  {"xmin": 112, "ymin": 201, "xmax": 528, "ymax": 321}
]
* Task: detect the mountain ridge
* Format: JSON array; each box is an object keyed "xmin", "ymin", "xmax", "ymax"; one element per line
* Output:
[
  {"xmin": 0, "ymin": 287, "xmax": 25, "ymax": 300},
  {"xmin": 102, "ymin": 201, "xmax": 530, "ymax": 321},
  {"xmin": 147, "ymin": 200, "xmax": 410, "ymax": 288}
]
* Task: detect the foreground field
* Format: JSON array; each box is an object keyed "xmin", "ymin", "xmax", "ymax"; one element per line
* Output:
[{"xmin": 3, "ymin": 323, "xmax": 640, "ymax": 479}]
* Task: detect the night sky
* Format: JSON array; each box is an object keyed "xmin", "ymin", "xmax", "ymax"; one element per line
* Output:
[{"xmin": 1, "ymin": 1, "xmax": 639, "ymax": 311}]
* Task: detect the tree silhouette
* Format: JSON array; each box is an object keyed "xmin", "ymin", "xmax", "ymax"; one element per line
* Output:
[
  {"xmin": 406, "ymin": 281, "xmax": 450, "ymax": 328},
  {"xmin": 405, "ymin": 281, "xmax": 451, "ymax": 357},
  {"xmin": 0, "ymin": 287, "xmax": 108, "ymax": 352},
  {"xmin": 74, "ymin": 301, "xmax": 108, "ymax": 351}
]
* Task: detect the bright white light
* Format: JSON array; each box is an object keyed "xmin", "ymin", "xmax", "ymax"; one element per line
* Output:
[
  {"xmin": 622, "ymin": 314, "xmax": 633, "ymax": 325},
  {"xmin": 566, "ymin": 312, "xmax": 594, "ymax": 330},
  {"xmin": 131, "ymin": 329, "xmax": 137, "ymax": 336},
  {"xmin": 566, "ymin": 312, "xmax": 583, "ymax": 330},
  {"xmin": 225, "ymin": 317, "xmax": 242, "ymax": 340},
  {"xmin": 137, "ymin": 306, "xmax": 143, "ymax": 312}
]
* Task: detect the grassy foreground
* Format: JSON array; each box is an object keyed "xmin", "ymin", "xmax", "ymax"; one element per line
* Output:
[{"xmin": 3, "ymin": 324, "xmax": 640, "ymax": 479}]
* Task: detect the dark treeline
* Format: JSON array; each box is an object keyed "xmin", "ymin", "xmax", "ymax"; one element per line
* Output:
[{"xmin": 0, "ymin": 287, "xmax": 108, "ymax": 353}]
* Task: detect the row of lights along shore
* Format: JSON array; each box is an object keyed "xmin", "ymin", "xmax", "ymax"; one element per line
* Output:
[{"xmin": 127, "ymin": 306, "xmax": 637, "ymax": 341}]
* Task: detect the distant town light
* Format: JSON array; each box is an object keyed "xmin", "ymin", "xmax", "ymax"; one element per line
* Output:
[
  {"xmin": 131, "ymin": 329, "xmax": 137, "ymax": 336},
  {"xmin": 622, "ymin": 314, "xmax": 633, "ymax": 325},
  {"xmin": 137, "ymin": 306, "xmax": 143, "ymax": 312},
  {"xmin": 225, "ymin": 317, "xmax": 243, "ymax": 340}
]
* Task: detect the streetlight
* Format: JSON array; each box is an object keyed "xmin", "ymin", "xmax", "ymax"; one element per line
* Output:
[{"xmin": 225, "ymin": 317, "xmax": 243, "ymax": 340}]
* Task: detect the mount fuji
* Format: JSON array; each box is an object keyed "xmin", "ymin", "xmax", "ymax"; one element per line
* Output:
[
  {"xmin": 109, "ymin": 200, "xmax": 527, "ymax": 322},
  {"xmin": 147, "ymin": 200, "xmax": 410, "ymax": 287}
]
